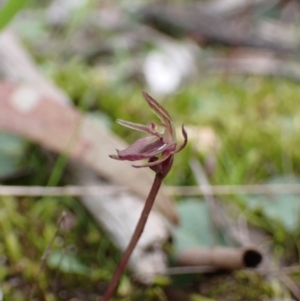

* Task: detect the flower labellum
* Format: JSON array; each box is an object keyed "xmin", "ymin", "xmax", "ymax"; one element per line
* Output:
[{"xmin": 110, "ymin": 92, "xmax": 187, "ymax": 175}]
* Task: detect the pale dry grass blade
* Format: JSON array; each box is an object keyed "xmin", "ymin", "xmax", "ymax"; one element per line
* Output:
[{"xmin": 1, "ymin": 183, "xmax": 300, "ymax": 197}]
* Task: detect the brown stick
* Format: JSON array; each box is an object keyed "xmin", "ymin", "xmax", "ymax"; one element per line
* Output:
[
  {"xmin": 175, "ymin": 247, "xmax": 262, "ymax": 270},
  {"xmin": 2, "ymin": 183, "xmax": 300, "ymax": 197}
]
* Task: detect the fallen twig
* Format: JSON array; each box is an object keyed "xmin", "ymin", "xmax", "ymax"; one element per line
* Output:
[
  {"xmin": 175, "ymin": 246, "xmax": 262, "ymax": 270},
  {"xmin": 166, "ymin": 183, "xmax": 300, "ymax": 196},
  {"xmin": 2, "ymin": 183, "xmax": 300, "ymax": 197}
]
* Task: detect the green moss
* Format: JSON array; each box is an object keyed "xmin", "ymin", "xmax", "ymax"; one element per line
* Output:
[{"xmin": 198, "ymin": 271, "xmax": 274, "ymax": 301}]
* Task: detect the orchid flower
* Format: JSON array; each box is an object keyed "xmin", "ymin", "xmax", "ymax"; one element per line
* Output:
[
  {"xmin": 110, "ymin": 91, "xmax": 187, "ymax": 172},
  {"xmin": 104, "ymin": 92, "xmax": 187, "ymax": 301}
]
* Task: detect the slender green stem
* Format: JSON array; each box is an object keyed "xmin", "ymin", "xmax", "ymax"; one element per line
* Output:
[{"xmin": 102, "ymin": 173, "xmax": 164, "ymax": 301}]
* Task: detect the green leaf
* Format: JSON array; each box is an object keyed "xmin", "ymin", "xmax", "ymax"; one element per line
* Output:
[
  {"xmin": 117, "ymin": 276, "xmax": 132, "ymax": 297},
  {"xmin": 0, "ymin": 133, "xmax": 26, "ymax": 178},
  {"xmin": 47, "ymin": 250, "xmax": 90, "ymax": 275},
  {"xmin": 245, "ymin": 175, "xmax": 300, "ymax": 232},
  {"xmin": 173, "ymin": 199, "xmax": 215, "ymax": 252},
  {"xmin": 0, "ymin": 0, "xmax": 30, "ymax": 32}
]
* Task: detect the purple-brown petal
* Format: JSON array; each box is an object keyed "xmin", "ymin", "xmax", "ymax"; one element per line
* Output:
[
  {"xmin": 142, "ymin": 91, "xmax": 176, "ymax": 144},
  {"xmin": 117, "ymin": 119, "xmax": 160, "ymax": 137},
  {"xmin": 175, "ymin": 125, "xmax": 188, "ymax": 153},
  {"xmin": 142, "ymin": 91, "xmax": 172, "ymax": 121},
  {"xmin": 117, "ymin": 136, "xmax": 169, "ymax": 161}
]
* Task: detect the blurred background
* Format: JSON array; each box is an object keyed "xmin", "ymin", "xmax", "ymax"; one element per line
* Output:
[{"xmin": 1, "ymin": 0, "xmax": 300, "ymax": 300}]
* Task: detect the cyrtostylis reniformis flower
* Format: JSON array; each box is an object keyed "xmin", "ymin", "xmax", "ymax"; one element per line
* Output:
[{"xmin": 103, "ymin": 92, "xmax": 187, "ymax": 301}]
